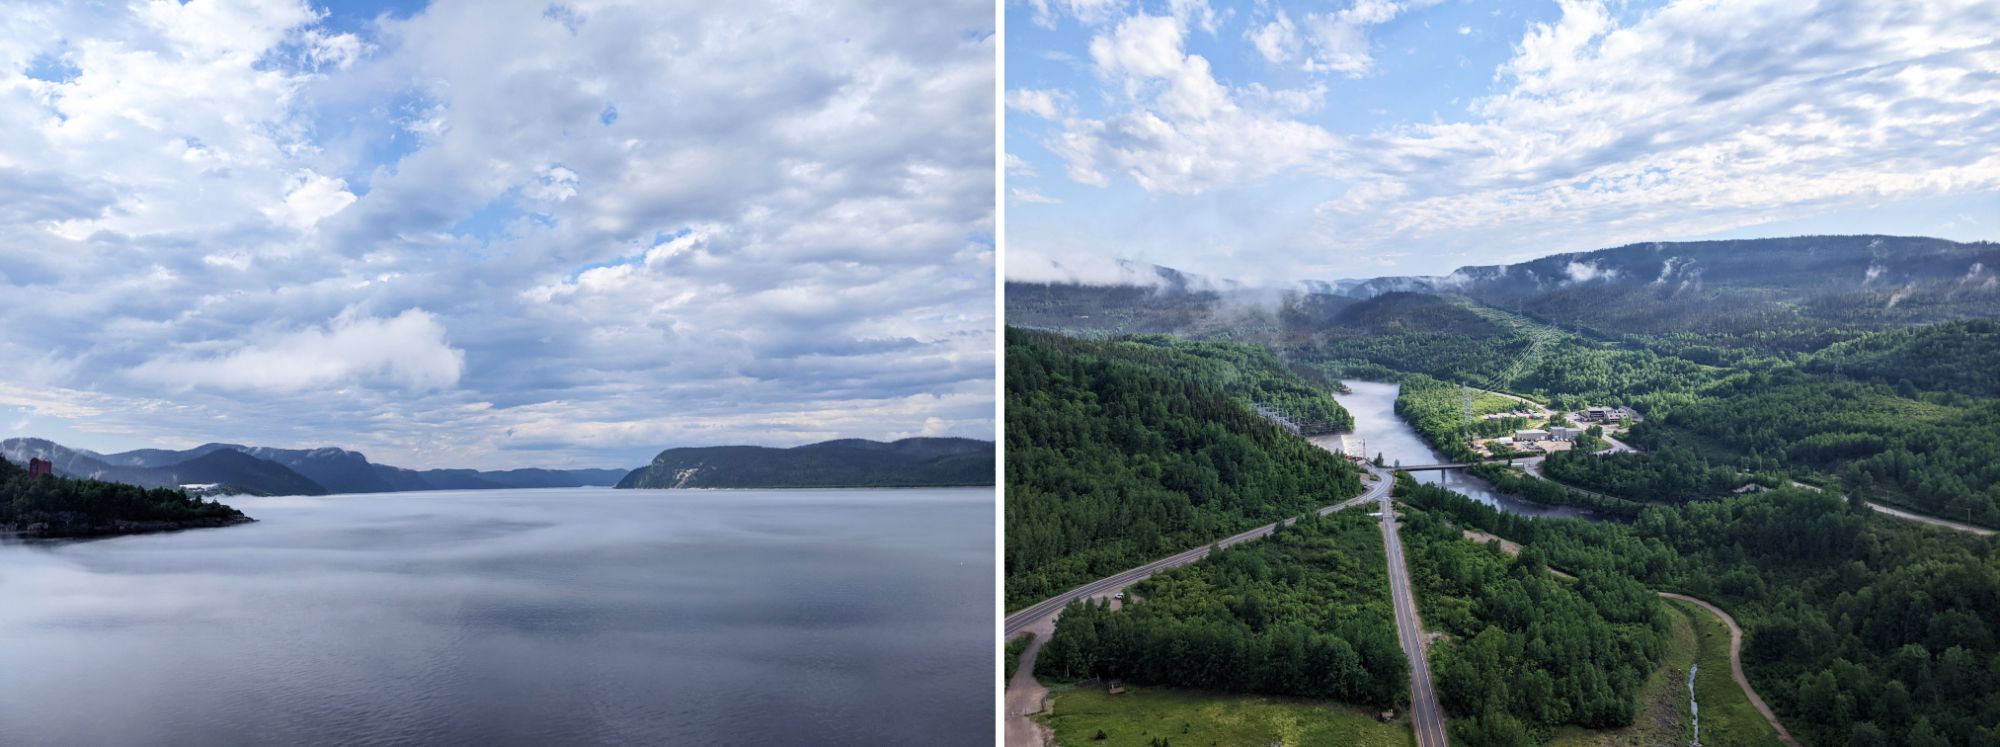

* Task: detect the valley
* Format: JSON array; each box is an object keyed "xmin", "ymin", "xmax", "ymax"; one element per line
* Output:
[{"xmin": 1004, "ymin": 235, "xmax": 2000, "ymax": 747}]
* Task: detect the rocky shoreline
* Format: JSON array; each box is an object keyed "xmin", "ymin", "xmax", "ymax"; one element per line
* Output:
[{"xmin": 1, "ymin": 514, "xmax": 256, "ymax": 540}]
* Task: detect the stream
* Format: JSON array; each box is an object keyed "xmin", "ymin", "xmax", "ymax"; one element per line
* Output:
[{"xmin": 1690, "ymin": 663, "xmax": 1703, "ymax": 747}]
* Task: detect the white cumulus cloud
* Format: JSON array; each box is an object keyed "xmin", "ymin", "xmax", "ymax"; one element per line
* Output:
[{"xmin": 127, "ymin": 309, "xmax": 465, "ymax": 393}]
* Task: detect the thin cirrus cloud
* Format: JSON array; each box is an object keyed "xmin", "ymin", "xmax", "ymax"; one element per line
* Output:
[
  {"xmin": 1005, "ymin": 0, "xmax": 2000, "ymax": 282},
  {"xmin": 0, "ymin": 0, "xmax": 995, "ymax": 469}
]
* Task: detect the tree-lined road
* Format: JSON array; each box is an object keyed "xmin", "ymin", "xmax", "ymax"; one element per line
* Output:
[
  {"xmin": 1374, "ymin": 469, "xmax": 1449, "ymax": 747},
  {"xmin": 1003, "ymin": 469, "xmax": 1388, "ymax": 637},
  {"xmin": 1001, "ymin": 457, "xmax": 1452, "ymax": 747},
  {"xmin": 1002, "ymin": 465, "xmax": 1390, "ymax": 746}
]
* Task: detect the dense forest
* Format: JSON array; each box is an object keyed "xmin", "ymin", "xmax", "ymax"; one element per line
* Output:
[
  {"xmin": 1007, "ymin": 240, "xmax": 2000, "ymax": 745},
  {"xmin": 1, "ymin": 457, "xmax": 248, "ymax": 537},
  {"xmin": 1033, "ymin": 510, "xmax": 1408, "ymax": 708},
  {"xmin": 1396, "ymin": 477, "xmax": 1668, "ymax": 745},
  {"xmin": 1629, "ymin": 370, "xmax": 2000, "ymax": 527},
  {"xmin": 616, "ymin": 437, "xmax": 993, "ymax": 489},
  {"xmin": 1397, "ymin": 479, "xmax": 2000, "ymax": 747},
  {"xmin": 1290, "ymin": 294, "xmax": 1725, "ymax": 413},
  {"xmin": 1465, "ymin": 463, "xmax": 1643, "ymax": 517},
  {"xmin": 1121, "ymin": 335, "xmax": 1355, "ymax": 432},
  {"xmin": 1005, "ymin": 328, "xmax": 1364, "ymax": 610},
  {"xmin": 1801, "ymin": 319, "xmax": 2000, "ymax": 397},
  {"xmin": 1537, "ymin": 449, "xmax": 1755, "ymax": 505}
]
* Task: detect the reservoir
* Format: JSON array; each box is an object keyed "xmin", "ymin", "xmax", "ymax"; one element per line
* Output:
[
  {"xmin": 0, "ymin": 487, "xmax": 993, "ymax": 746},
  {"xmin": 1320, "ymin": 380, "xmax": 1597, "ymax": 521}
]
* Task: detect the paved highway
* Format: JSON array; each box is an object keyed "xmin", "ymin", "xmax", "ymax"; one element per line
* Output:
[
  {"xmin": 1003, "ymin": 467, "xmax": 1387, "ymax": 637},
  {"xmin": 1002, "ymin": 462, "xmax": 1447, "ymax": 747},
  {"xmin": 1374, "ymin": 468, "xmax": 1448, "ymax": 747},
  {"xmin": 1787, "ymin": 480, "xmax": 1995, "ymax": 536}
]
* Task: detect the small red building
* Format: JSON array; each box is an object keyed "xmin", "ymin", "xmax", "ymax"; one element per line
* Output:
[{"xmin": 28, "ymin": 457, "xmax": 54, "ymax": 479}]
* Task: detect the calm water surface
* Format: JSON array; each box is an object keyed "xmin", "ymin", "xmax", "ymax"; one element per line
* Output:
[
  {"xmin": 1323, "ymin": 380, "xmax": 1598, "ymax": 520},
  {"xmin": 0, "ymin": 487, "xmax": 993, "ymax": 746}
]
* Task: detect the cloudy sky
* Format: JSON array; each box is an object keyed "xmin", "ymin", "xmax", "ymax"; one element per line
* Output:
[
  {"xmin": 0, "ymin": 0, "xmax": 995, "ymax": 469},
  {"xmin": 1006, "ymin": 0, "xmax": 2000, "ymax": 284}
]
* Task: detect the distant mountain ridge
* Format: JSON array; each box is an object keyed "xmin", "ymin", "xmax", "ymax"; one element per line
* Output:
[
  {"xmin": 617, "ymin": 437, "xmax": 995, "ymax": 489},
  {"xmin": 1006, "ymin": 235, "xmax": 2000, "ymax": 348},
  {"xmin": 0, "ymin": 438, "xmax": 625, "ymax": 497}
]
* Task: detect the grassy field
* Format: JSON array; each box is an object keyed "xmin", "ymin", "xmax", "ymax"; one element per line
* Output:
[
  {"xmin": 1547, "ymin": 598, "xmax": 1695, "ymax": 747},
  {"xmin": 1472, "ymin": 390, "xmax": 1532, "ymax": 415},
  {"xmin": 1670, "ymin": 598, "xmax": 1786, "ymax": 747},
  {"xmin": 1038, "ymin": 685, "xmax": 1413, "ymax": 747}
]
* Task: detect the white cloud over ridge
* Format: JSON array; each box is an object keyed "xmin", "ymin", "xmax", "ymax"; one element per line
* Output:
[
  {"xmin": 0, "ymin": 0, "xmax": 995, "ymax": 468},
  {"xmin": 1013, "ymin": 0, "xmax": 2000, "ymax": 279}
]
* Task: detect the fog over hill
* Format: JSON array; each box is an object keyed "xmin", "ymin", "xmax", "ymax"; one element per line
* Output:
[{"xmin": 1007, "ymin": 235, "xmax": 2000, "ymax": 347}]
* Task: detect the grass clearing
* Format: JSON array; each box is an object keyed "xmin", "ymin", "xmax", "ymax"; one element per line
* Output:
[
  {"xmin": 1670, "ymin": 598, "xmax": 1785, "ymax": 747},
  {"xmin": 1038, "ymin": 685, "xmax": 1413, "ymax": 747}
]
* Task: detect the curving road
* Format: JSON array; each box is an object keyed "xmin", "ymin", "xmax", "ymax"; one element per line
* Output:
[
  {"xmin": 1788, "ymin": 481, "xmax": 1995, "ymax": 536},
  {"xmin": 1657, "ymin": 593, "xmax": 1801, "ymax": 747},
  {"xmin": 1863, "ymin": 501, "xmax": 1995, "ymax": 535}
]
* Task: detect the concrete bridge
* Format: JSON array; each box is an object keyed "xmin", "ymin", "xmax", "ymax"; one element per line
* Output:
[{"xmin": 1396, "ymin": 463, "xmax": 1476, "ymax": 472}]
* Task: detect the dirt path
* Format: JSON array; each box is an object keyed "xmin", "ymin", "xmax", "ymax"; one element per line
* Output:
[
  {"xmin": 1656, "ymin": 593, "xmax": 1800, "ymax": 747},
  {"xmin": 1004, "ymin": 622, "xmax": 1055, "ymax": 747},
  {"xmin": 1460, "ymin": 529, "xmax": 1573, "ymax": 579},
  {"xmin": 1005, "ymin": 593, "xmax": 1132, "ymax": 747}
]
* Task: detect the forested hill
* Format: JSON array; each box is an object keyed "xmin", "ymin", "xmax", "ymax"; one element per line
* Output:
[
  {"xmin": 1006, "ymin": 235, "xmax": 2000, "ymax": 354},
  {"xmin": 1801, "ymin": 318, "xmax": 2000, "ymax": 397},
  {"xmin": 1, "ymin": 438, "xmax": 329, "ymax": 497},
  {"xmin": 1005, "ymin": 328, "xmax": 1364, "ymax": 611},
  {"xmin": 3, "ymin": 438, "xmax": 627, "ymax": 496},
  {"xmin": 614, "ymin": 437, "xmax": 994, "ymax": 489},
  {"xmin": 0, "ymin": 456, "xmax": 249, "ymax": 538},
  {"xmin": 1362, "ymin": 235, "xmax": 2000, "ymax": 350}
]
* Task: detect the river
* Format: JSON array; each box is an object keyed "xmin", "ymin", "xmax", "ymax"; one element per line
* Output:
[
  {"xmin": 0, "ymin": 487, "xmax": 993, "ymax": 746},
  {"xmin": 1319, "ymin": 380, "xmax": 1597, "ymax": 520}
]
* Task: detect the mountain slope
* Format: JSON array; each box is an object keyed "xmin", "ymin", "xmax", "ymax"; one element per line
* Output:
[
  {"xmin": 1369, "ymin": 235, "xmax": 2000, "ymax": 348},
  {"xmin": 150, "ymin": 450, "xmax": 329, "ymax": 496},
  {"xmin": 1801, "ymin": 318, "xmax": 2000, "ymax": 397},
  {"xmin": 1007, "ymin": 235, "xmax": 2000, "ymax": 354},
  {"xmin": 1, "ymin": 438, "xmax": 329, "ymax": 496},
  {"xmin": 94, "ymin": 442, "xmax": 627, "ymax": 494},
  {"xmin": 1004, "ymin": 328, "xmax": 1366, "ymax": 610},
  {"xmin": 616, "ymin": 437, "xmax": 994, "ymax": 489}
]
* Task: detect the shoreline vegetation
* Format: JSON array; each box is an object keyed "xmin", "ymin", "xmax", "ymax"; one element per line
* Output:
[
  {"xmin": 617, "ymin": 437, "xmax": 994, "ymax": 490},
  {"xmin": 2, "ymin": 457, "xmax": 252, "ymax": 539}
]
